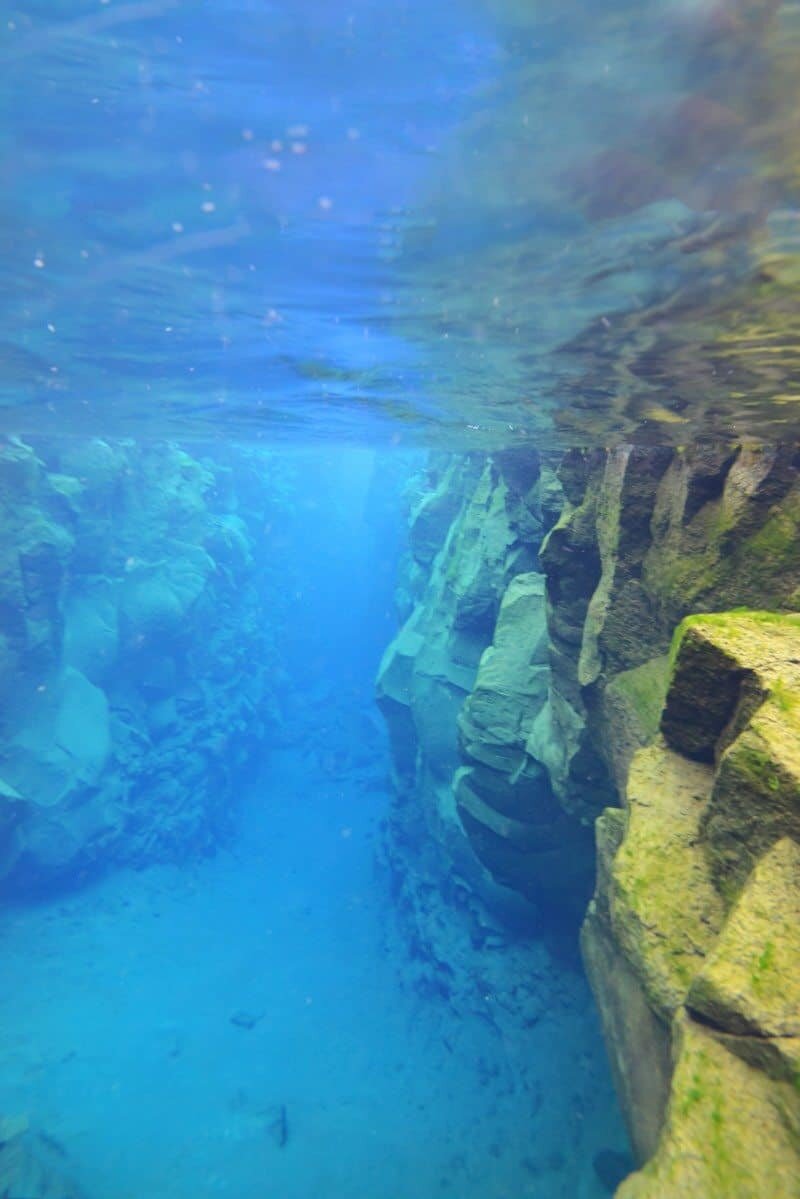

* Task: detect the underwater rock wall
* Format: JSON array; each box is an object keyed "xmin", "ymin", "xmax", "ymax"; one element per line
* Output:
[
  {"xmin": 375, "ymin": 448, "xmax": 577, "ymax": 923},
  {"xmin": 373, "ymin": 450, "xmax": 619, "ymax": 1111},
  {"xmin": 584, "ymin": 613, "xmax": 800, "ymax": 1196},
  {"xmin": 534, "ymin": 443, "xmax": 800, "ymax": 1194},
  {"xmin": 537, "ymin": 442, "xmax": 800, "ymax": 818},
  {"xmin": 379, "ymin": 440, "xmax": 800, "ymax": 1195},
  {"xmin": 0, "ymin": 437, "xmax": 289, "ymax": 891}
]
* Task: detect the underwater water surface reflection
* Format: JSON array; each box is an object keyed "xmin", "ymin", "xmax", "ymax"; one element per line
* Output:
[{"xmin": 1, "ymin": 0, "xmax": 800, "ymax": 447}]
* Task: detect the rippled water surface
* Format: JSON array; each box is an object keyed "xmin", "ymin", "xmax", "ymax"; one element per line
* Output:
[{"xmin": 3, "ymin": 0, "xmax": 800, "ymax": 447}]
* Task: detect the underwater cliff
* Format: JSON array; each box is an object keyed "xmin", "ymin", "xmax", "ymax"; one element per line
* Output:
[
  {"xmin": 377, "ymin": 440, "xmax": 800, "ymax": 1197},
  {"xmin": 0, "ymin": 437, "xmax": 291, "ymax": 889}
]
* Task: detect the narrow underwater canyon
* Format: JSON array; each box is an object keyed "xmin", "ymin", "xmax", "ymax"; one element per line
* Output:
[{"xmin": 0, "ymin": 435, "xmax": 798, "ymax": 1197}]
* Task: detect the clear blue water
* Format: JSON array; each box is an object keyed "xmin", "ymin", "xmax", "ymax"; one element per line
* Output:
[
  {"xmin": 2, "ymin": 2, "xmax": 800, "ymax": 1197},
  {"xmin": 0, "ymin": 443, "xmax": 629, "ymax": 1198}
]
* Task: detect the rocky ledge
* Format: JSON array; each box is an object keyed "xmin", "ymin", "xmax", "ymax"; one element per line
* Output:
[
  {"xmin": 585, "ymin": 612, "xmax": 800, "ymax": 1196},
  {"xmin": 378, "ymin": 440, "xmax": 800, "ymax": 1196}
]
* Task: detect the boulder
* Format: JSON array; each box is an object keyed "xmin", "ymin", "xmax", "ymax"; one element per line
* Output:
[
  {"xmin": 584, "ymin": 611, "xmax": 800, "ymax": 1197},
  {"xmin": 616, "ymin": 1014, "xmax": 800, "ymax": 1199},
  {"xmin": 687, "ymin": 837, "xmax": 800, "ymax": 1076}
]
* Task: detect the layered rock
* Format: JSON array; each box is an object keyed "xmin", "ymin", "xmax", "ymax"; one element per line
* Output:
[
  {"xmin": 379, "ymin": 438, "xmax": 800, "ymax": 1195},
  {"xmin": 455, "ymin": 571, "xmax": 593, "ymax": 915},
  {"xmin": 539, "ymin": 441, "xmax": 800, "ymax": 819},
  {"xmin": 375, "ymin": 449, "xmax": 584, "ymax": 926},
  {"xmin": 585, "ymin": 614, "xmax": 800, "ymax": 1196},
  {"xmin": 529, "ymin": 443, "xmax": 800, "ymax": 1193},
  {"xmin": 0, "ymin": 436, "xmax": 289, "ymax": 889}
]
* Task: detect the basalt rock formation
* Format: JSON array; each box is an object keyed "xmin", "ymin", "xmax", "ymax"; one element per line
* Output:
[
  {"xmin": 378, "ymin": 439, "xmax": 800, "ymax": 1196},
  {"xmin": 375, "ymin": 449, "xmax": 588, "ymax": 925},
  {"xmin": 0, "ymin": 436, "xmax": 289, "ymax": 890},
  {"xmin": 585, "ymin": 613, "xmax": 800, "ymax": 1196}
]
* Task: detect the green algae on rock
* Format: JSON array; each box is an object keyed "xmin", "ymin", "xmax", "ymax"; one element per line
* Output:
[
  {"xmin": 586, "ymin": 610, "xmax": 800, "ymax": 1197},
  {"xmin": 687, "ymin": 837, "xmax": 800, "ymax": 1075},
  {"xmin": 378, "ymin": 441, "xmax": 800, "ymax": 1195},
  {"xmin": 663, "ymin": 611, "xmax": 800, "ymax": 893},
  {"xmin": 609, "ymin": 743, "xmax": 725, "ymax": 1016},
  {"xmin": 616, "ymin": 1012, "xmax": 800, "ymax": 1199}
]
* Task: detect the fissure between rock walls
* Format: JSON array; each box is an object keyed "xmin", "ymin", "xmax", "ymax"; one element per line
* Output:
[
  {"xmin": 1, "ymin": 434, "xmax": 798, "ymax": 1196},
  {"xmin": 376, "ymin": 442, "xmax": 800, "ymax": 1199}
]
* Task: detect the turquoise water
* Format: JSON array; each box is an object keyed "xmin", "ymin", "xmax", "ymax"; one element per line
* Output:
[
  {"xmin": 0, "ymin": 443, "xmax": 629, "ymax": 1197},
  {"xmin": 2, "ymin": 2, "xmax": 800, "ymax": 1197}
]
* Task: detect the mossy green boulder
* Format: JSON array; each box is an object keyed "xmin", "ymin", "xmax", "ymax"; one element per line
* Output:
[
  {"xmin": 617, "ymin": 1013, "xmax": 800, "ymax": 1199},
  {"xmin": 687, "ymin": 836, "xmax": 800, "ymax": 1078},
  {"xmin": 584, "ymin": 609, "xmax": 800, "ymax": 1196}
]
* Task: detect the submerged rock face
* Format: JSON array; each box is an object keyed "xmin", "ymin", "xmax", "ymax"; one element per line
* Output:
[
  {"xmin": 375, "ymin": 449, "xmax": 594, "ymax": 921},
  {"xmin": 585, "ymin": 616, "xmax": 800, "ymax": 1196},
  {"xmin": 538, "ymin": 444, "xmax": 800, "ymax": 1193},
  {"xmin": 540, "ymin": 441, "xmax": 800, "ymax": 816},
  {"xmin": 380, "ymin": 439, "xmax": 800, "ymax": 1195},
  {"xmin": 0, "ymin": 437, "xmax": 288, "ymax": 889}
]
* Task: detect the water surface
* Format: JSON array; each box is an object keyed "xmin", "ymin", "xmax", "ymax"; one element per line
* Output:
[{"xmin": 3, "ymin": 0, "xmax": 800, "ymax": 446}]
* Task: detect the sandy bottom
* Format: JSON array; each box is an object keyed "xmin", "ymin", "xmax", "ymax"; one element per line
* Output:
[{"xmin": 0, "ymin": 749, "xmax": 628, "ymax": 1199}]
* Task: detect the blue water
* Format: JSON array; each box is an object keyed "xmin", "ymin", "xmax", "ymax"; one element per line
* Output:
[
  {"xmin": 0, "ymin": 443, "xmax": 627, "ymax": 1197},
  {"xmin": 2, "ymin": 2, "xmax": 799, "ymax": 1196}
]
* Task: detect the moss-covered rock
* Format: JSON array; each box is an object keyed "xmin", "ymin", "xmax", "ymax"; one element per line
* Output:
[
  {"xmin": 687, "ymin": 837, "xmax": 800, "ymax": 1059},
  {"xmin": 662, "ymin": 612, "xmax": 800, "ymax": 892},
  {"xmin": 536, "ymin": 443, "xmax": 800, "ymax": 842},
  {"xmin": 582, "ymin": 608, "xmax": 800, "ymax": 1197},
  {"xmin": 610, "ymin": 743, "xmax": 725, "ymax": 1017},
  {"xmin": 617, "ymin": 1013, "xmax": 800, "ymax": 1199},
  {"xmin": 600, "ymin": 656, "xmax": 671, "ymax": 793},
  {"xmin": 706, "ymin": 692, "xmax": 800, "ymax": 895},
  {"xmin": 582, "ymin": 809, "xmax": 673, "ymax": 1163}
]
